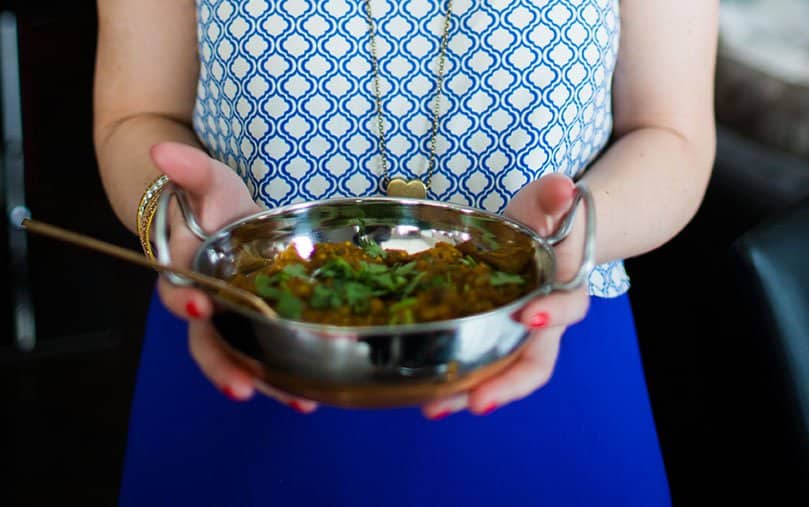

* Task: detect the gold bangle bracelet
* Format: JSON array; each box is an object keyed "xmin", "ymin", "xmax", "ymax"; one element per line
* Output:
[{"xmin": 136, "ymin": 175, "xmax": 169, "ymax": 261}]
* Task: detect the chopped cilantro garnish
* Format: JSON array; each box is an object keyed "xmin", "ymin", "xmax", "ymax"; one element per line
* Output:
[
  {"xmin": 281, "ymin": 263, "xmax": 308, "ymax": 279},
  {"xmin": 401, "ymin": 271, "xmax": 426, "ymax": 298},
  {"xmin": 310, "ymin": 284, "xmax": 342, "ymax": 310},
  {"xmin": 489, "ymin": 271, "xmax": 525, "ymax": 286},
  {"xmin": 459, "ymin": 255, "xmax": 477, "ymax": 267},
  {"xmin": 359, "ymin": 236, "xmax": 386, "ymax": 259},
  {"xmin": 276, "ymin": 290, "xmax": 303, "ymax": 319},
  {"xmin": 255, "ymin": 273, "xmax": 272, "ymax": 289},
  {"xmin": 255, "ymin": 274, "xmax": 282, "ymax": 299},
  {"xmin": 316, "ymin": 257, "xmax": 355, "ymax": 279},
  {"xmin": 390, "ymin": 297, "xmax": 418, "ymax": 312},
  {"xmin": 344, "ymin": 281, "xmax": 374, "ymax": 313},
  {"xmin": 373, "ymin": 273, "xmax": 398, "ymax": 291},
  {"xmin": 256, "ymin": 285, "xmax": 283, "ymax": 300},
  {"xmin": 401, "ymin": 308, "xmax": 414, "ymax": 324},
  {"xmin": 358, "ymin": 261, "xmax": 389, "ymax": 275},
  {"xmin": 393, "ymin": 262, "xmax": 417, "ymax": 276},
  {"xmin": 250, "ymin": 237, "xmax": 531, "ymax": 324}
]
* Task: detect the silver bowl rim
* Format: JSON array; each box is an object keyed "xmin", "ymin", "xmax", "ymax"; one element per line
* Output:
[{"xmin": 192, "ymin": 196, "xmax": 555, "ymax": 336}]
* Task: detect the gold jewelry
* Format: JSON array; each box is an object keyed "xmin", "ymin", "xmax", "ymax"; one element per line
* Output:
[
  {"xmin": 364, "ymin": 0, "xmax": 453, "ymax": 199},
  {"xmin": 137, "ymin": 174, "xmax": 169, "ymax": 260},
  {"xmin": 386, "ymin": 177, "xmax": 428, "ymax": 198}
]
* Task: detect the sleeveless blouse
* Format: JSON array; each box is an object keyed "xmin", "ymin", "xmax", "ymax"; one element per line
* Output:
[{"xmin": 191, "ymin": 0, "xmax": 630, "ymax": 297}]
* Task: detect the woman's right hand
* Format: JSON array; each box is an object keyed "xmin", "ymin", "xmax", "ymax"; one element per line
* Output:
[{"xmin": 151, "ymin": 142, "xmax": 318, "ymax": 413}]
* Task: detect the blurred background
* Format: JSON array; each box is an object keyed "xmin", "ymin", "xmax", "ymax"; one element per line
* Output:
[{"xmin": 2, "ymin": 0, "xmax": 808, "ymax": 505}]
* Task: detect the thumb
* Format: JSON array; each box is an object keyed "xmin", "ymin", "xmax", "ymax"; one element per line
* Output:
[
  {"xmin": 150, "ymin": 142, "xmax": 216, "ymax": 197},
  {"xmin": 150, "ymin": 141, "xmax": 259, "ymax": 226},
  {"xmin": 506, "ymin": 174, "xmax": 575, "ymax": 236},
  {"xmin": 535, "ymin": 173, "xmax": 575, "ymax": 221}
]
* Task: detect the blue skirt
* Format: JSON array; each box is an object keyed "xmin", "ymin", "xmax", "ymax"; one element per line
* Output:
[{"xmin": 119, "ymin": 293, "xmax": 670, "ymax": 506}]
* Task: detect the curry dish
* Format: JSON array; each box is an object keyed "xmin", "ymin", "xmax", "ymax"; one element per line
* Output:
[{"xmin": 229, "ymin": 239, "xmax": 537, "ymax": 326}]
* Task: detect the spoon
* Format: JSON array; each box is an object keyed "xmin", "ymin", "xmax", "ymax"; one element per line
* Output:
[{"xmin": 11, "ymin": 207, "xmax": 277, "ymax": 319}]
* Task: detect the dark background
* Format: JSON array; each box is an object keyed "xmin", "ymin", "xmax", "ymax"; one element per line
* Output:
[
  {"xmin": 2, "ymin": 1, "xmax": 809, "ymax": 505},
  {"xmin": 1, "ymin": 2, "xmax": 153, "ymax": 505}
]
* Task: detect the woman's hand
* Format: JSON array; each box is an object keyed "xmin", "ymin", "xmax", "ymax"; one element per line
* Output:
[
  {"xmin": 151, "ymin": 142, "xmax": 318, "ymax": 413},
  {"xmin": 422, "ymin": 174, "xmax": 591, "ymax": 419}
]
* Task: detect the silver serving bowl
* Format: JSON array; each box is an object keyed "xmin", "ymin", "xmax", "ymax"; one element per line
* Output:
[{"xmin": 154, "ymin": 185, "xmax": 594, "ymax": 408}]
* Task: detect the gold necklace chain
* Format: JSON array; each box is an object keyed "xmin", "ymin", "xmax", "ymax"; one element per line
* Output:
[{"xmin": 363, "ymin": 0, "xmax": 453, "ymax": 197}]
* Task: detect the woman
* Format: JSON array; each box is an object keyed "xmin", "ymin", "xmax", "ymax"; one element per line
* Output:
[{"xmin": 94, "ymin": 0, "xmax": 717, "ymax": 505}]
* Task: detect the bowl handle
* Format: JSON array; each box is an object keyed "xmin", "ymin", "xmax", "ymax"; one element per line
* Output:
[
  {"xmin": 153, "ymin": 182, "xmax": 210, "ymax": 286},
  {"xmin": 547, "ymin": 182, "xmax": 596, "ymax": 292}
]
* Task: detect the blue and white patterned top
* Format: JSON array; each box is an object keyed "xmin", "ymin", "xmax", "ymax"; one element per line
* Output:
[{"xmin": 192, "ymin": 0, "xmax": 630, "ymax": 297}]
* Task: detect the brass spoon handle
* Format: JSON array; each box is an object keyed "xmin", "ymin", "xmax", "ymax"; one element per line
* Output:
[{"xmin": 19, "ymin": 217, "xmax": 276, "ymax": 319}]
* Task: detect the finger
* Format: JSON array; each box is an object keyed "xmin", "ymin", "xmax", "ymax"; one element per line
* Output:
[
  {"xmin": 188, "ymin": 299, "xmax": 318, "ymax": 413},
  {"xmin": 253, "ymin": 381, "xmax": 319, "ymax": 414},
  {"xmin": 188, "ymin": 319, "xmax": 256, "ymax": 401},
  {"xmin": 518, "ymin": 287, "xmax": 589, "ymax": 330},
  {"xmin": 504, "ymin": 174, "xmax": 575, "ymax": 236},
  {"xmin": 536, "ymin": 173, "xmax": 575, "ymax": 219},
  {"xmin": 157, "ymin": 277, "xmax": 213, "ymax": 320},
  {"xmin": 156, "ymin": 222, "xmax": 213, "ymax": 319},
  {"xmin": 468, "ymin": 327, "xmax": 564, "ymax": 414},
  {"xmin": 150, "ymin": 142, "xmax": 217, "ymax": 197},
  {"xmin": 151, "ymin": 142, "xmax": 261, "ymax": 228},
  {"xmin": 224, "ymin": 341, "xmax": 319, "ymax": 413},
  {"xmin": 421, "ymin": 393, "xmax": 469, "ymax": 420}
]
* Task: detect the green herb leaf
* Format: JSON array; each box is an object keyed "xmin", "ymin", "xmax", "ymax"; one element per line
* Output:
[
  {"xmin": 255, "ymin": 273, "xmax": 272, "ymax": 289},
  {"xmin": 393, "ymin": 262, "xmax": 417, "ymax": 276},
  {"xmin": 358, "ymin": 261, "xmax": 389, "ymax": 276},
  {"xmin": 388, "ymin": 300, "xmax": 416, "ymax": 325},
  {"xmin": 255, "ymin": 274, "xmax": 282, "ymax": 299},
  {"xmin": 343, "ymin": 283, "xmax": 366, "ymax": 301},
  {"xmin": 401, "ymin": 271, "xmax": 427, "ymax": 298},
  {"xmin": 359, "ymin": 236, "xmax": 386, "ymax": 259},
  {"xmin": 401, "ymin": 308, "xmax": 414, "ymax": 324},
  {"xmin": 489, "ymin": 271, "xmax": 525, "ymax": 286},
  {"xmin": 257, "ymin": 285, "xmax": 283, "ymax": 300},
  {"xmin": 390, "ymin": 297, "xmax": 418, "ymax": 312},
  {"xmin": 459, "ymin": 255, "xmax": 477, "ymax": 267},
  {"xmin": 310, "ymin": 284, "xmax": 342, "ymax": 310},
  {"xmin": 344, "ymin": 281, "xmax": 373, "ymax": 306},
  {"xmin": 281, "ymin": 263, "xmax": 308, "ymax": 279},
  {"xmin": 316, "ymin": 257, "xmax": 355, "ymax": 279},
  {"xmin": 372, "ymin": 273, "xmax": 398, "ymax": 291},
  {"xmin": 276, "ymin": 290, "xmax": 303, "ymax": 319}
]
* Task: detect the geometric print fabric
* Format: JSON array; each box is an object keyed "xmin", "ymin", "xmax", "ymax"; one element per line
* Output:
[{"xmin": 192, "ymin": 0, "xmax": 629, "ymax": 296}]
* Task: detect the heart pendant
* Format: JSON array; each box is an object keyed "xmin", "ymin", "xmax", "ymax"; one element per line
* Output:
[{"xmin": 386, "ymin": 178, "xmax": 427, "ymax": 199}]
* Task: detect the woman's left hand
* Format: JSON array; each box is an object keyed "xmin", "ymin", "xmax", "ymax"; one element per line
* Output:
[{"xmin": 422, "ymin": 174, "xmax": 591, "ymax": 419}]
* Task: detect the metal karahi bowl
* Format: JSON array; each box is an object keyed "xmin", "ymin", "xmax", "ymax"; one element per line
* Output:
[{"xmin": 154, "ymin": 184, "xmax": 594, "ymax": 408}]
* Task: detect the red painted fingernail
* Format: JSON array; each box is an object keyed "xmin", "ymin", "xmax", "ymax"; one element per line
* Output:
[
  {"xmin": 529, "ymin": 312, "xmax": 549, "ymax": 329},
  {"xmin": 221, "ymin": 386, "xmax": 241, "ymax": 402},
  {"xmin": 428, "ymin": 410, "xmax": 452, "ymax": 421},
  {"xmin": 288, "ymin": 400, "xmax": 307, "ymax": 414},
  {"xmin": 481, "ymin": 402, "xmax": 498, "ymax": 416},
  {"xmin": 186, "ymin": 300, "xmax": 201, "ymax": 318}
]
